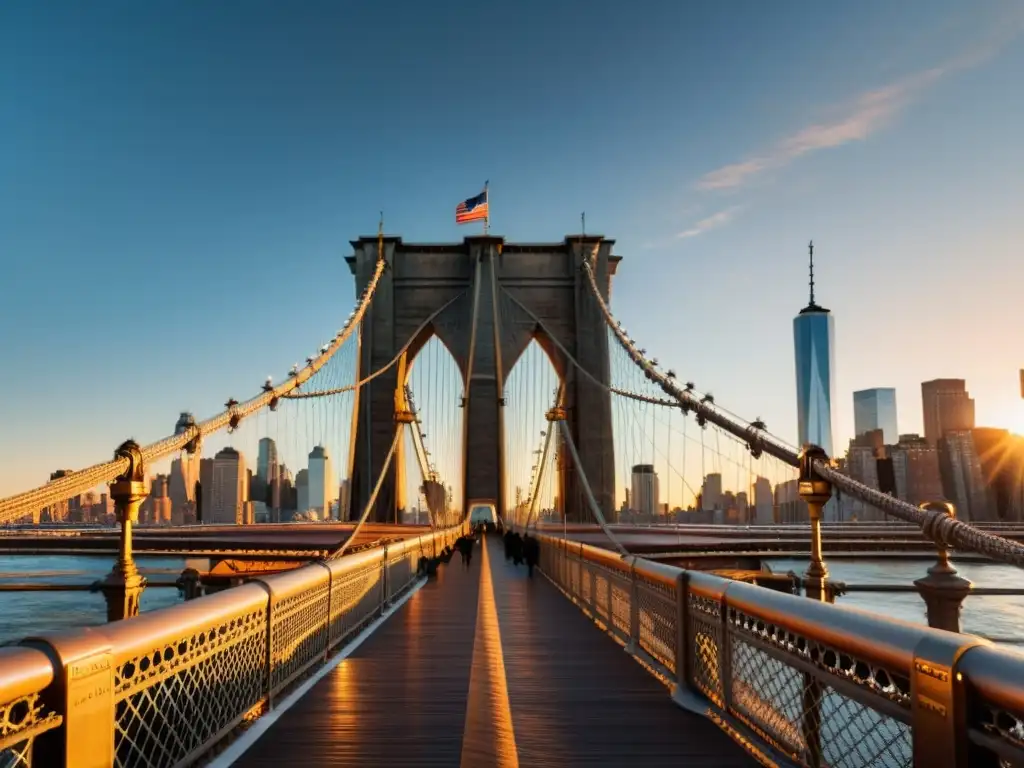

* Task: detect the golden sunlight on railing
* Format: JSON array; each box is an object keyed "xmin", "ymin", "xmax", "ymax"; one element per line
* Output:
[{"xmin": 0, "ymin": 525, "xmax": 466, "ymax": 768}]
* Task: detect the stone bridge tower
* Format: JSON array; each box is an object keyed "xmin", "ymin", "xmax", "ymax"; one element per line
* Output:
[{"xmin": 345, "ymin": 235, "xmax": 619, "ymax": 524}]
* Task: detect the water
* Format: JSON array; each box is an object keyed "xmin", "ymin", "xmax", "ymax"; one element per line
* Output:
[
  {"xmin": 767, "ymin": 557, "xmax": 1024, "ymax": 649},
  {"xmin": 0, "ymin": 554, "xmax": 208, "ymax": 644},
  {"xmin": 1, "ymin": 554, "xmax": 1022, "ymax": 649}
]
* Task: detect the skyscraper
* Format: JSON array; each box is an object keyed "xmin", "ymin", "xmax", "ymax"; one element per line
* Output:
[
  {"xmin": 296, "ymin": 469, "xmax": 309, "ymax": 515},
  {"xmin": 257, "ymin": 437, "xmax": 277, "ymax": 482},
  {"xmin": 853, "ymin": 388, "xmax": 898, "ymax": 445},
  {"xmin": 890, "ymin": 434, "xmax": 944, "ymax": 507},
  {"xmin": 938, "ymin": 430, "xmax": 991, "ymax": 522},
  {"xmin": 793, "ymin": 241, "xmax": 835, "ymax": 456},
  {"xmin": 338, "ymin": 478, "xmax": 351, "ymax": 520},
  {"xmin": 205, "ymin": 447, "xmax": 249, "ymax": 524},
  {"xmin": 921, "ymin": 379, "xmax": 975, "ymax": 446},
  {"xmin": 973, "ymin": 428, "xmax": 1024, "ymax": 521},
  {"xmin": 149, "ymin": 474, "xmax": 172, "ymax": 524},
  {"xmin": 700, "ymin": 473, "xmax": 723, "ymax": 511},
  {"xmin": 752, "ymin": 476, "xmax": 773, "ymax": 525},
  {"xmin": 168, "ymin": 455, "xmax": 199, "ymax": 524},
  {"xmin": 630, "ymin": 464, "xmax": 660, "ymax": 516},
  {"xmin": 307, "ymin": 446, "xmax": 335, "ymax": 518},
  {"xmin": 257, "ymin": 437, "xmax": 280, "ymax": 512}
]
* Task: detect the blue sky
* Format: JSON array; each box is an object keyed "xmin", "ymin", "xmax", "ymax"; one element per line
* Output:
[{"xmin": 2, "ymin": 1, "xmax": 1024, "ymax": 497}]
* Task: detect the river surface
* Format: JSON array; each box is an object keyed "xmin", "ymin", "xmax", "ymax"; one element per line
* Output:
[
  {"xmin": 767, "ymin": 557, "xmax": 1024, "ymax": 650},
  {"xmin": 0, "ymin": 554, "xmax": 207, "ymax": 644},
  {"xmin": 0, "ymin": 554, "xmax": 1022, "ymax": 648}
]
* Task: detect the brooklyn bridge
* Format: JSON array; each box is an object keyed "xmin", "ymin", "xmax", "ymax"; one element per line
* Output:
[{"xmin": 1, "ymin": 234, "xmax": 1023, "ymax": 768}]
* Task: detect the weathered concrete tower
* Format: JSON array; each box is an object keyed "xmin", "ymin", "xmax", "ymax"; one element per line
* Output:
[{"xmin": 345, "ymin": 235, "xmax": 619, "ymax": 524}]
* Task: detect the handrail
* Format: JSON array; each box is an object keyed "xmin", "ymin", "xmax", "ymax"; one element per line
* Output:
[
  {"xmin": 534, "ymin": 530, "xmax": 1024, "ymax": 767},
  {"xmin": 0, "ymin": 647, "xmax": 62, "ymax": 758},
  {"xmin": 0, "ymin": 521, "xmax": 466, "ymax": 767}
]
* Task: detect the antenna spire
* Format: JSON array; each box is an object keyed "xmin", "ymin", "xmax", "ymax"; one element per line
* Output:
[
  {"xmin": 581, "ymin": 212, "xmax": 586, "ymax": 237},
  {"xmin": 808, "ymin": 240, "xmax": 815, "ymax": 306}
]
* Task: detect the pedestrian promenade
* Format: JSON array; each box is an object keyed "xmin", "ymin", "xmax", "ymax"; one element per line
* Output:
[{"xmin": 233, "ymin": 535, "xmax": 756, "ymax": 767}]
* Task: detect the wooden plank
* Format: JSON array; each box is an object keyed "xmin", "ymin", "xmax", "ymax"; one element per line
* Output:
[
  {"xmin": 234, "ymin": 536, "xmax": 757, "ymax": 767},
  {"xmin": 235, "ymin": 551, "xmax": 481, "ymax": 767},
  {"xmin": 487, "ymin": 537, "xmax": 758, "ymax": 767}
]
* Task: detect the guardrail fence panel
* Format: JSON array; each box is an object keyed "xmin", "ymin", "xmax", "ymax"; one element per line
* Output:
[
  {"xmin": 533, "ymin": 531, "xmax": 1024, "ymax": 768},
  {"xmin": 0, "ymin": 524, "xmax": 465, "ymax": 768},
  {"xmin": 0, "ymin": 648, "xmax": 62, "ymax": 768}
]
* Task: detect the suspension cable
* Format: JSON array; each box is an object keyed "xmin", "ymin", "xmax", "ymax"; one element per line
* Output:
[
  {"xmin": 524, "ymin": 392, "xmax": 559, "ymax": 530},
  {"xmin": 284, "ymin": 291, "xmax": 467, "ymax": 400},
  {"xmin": 329, "ymin": 425, "xmax": 403, "ymax": 560},
  {"xmin": 579, "ymin": 259, "xmax": 799, "ymax": 465},
  {"xmin": 0, "ymin": 258, "xmax": 388, "ymax": 525},
  {"xmin": 499, "ymin": 287, "xmax": 676, "ymax": 408},
  {"xmin": 579, "ymin": 258, "xmax": 1024, "ymax": 567},
  {"xmin": 556, "ymin": 419, "xmax": 628, "ymax": 556}
]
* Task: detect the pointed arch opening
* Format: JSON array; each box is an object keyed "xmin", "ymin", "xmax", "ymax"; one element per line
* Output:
[
  {"xmin": 400, "ymin": 332, "xmax": 465, "ymax": 525},
  {"xmin": 502, "ymin": 335, "xmax": 562, "ymax": 527}
]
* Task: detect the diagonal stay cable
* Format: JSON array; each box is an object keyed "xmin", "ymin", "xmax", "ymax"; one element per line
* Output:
[{"xmin": 329, "ymin": 425, "xmax": 403, "ymax": 560}]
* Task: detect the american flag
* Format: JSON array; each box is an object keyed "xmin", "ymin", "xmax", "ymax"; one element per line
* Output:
[{"xmin": 455, "ymin": 187, "xmax": 489, "ymax": 224}]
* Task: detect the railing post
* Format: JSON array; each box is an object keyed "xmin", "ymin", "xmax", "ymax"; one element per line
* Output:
[
  {"xmin": 260, "ymin": 581, "xmax": 275, "ymax": 711},
  {"xmin": 627, "ymin": 557, "xmax": 640, "ymax": 654},
  {"xmin": 800, "ymin": 670, "xmax": 824, "ymax": 768},
  {"xmin": 673, "ymin": 571, "xmax": 691, "ymax": 699},
  {"xmin": 323, "ymin": 563, "xmax": 334, "ymax": 660},
  {"xmin": 25, "ymin": 633, "xmax": 115, "ymax": 768},
  {"xmin": 915, "ymin": 501, "xmax": 972, "ymax": 633},
  {"xmin": 381, "ymin": 543, "xmax": 390, "ymax": 611},
  {"xmin": 589, "ymin": 564, "xmax": 597, "ymax": 616},
  {"xmin": 100, "ymin": 441, "xmax": 148, "ymax": 622},
  {"xmin": 911, "ymin": 635, "xmax": 989, "ymax": 767},
  {"xmin": 719, "ymin": 585, "xmax": 734, "ymax": 715},
  {"xmin": 798, "ymin": 445, "xmax": 833, "ymax": 603}
]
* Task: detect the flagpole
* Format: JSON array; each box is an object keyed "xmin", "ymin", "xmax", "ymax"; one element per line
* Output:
[{"xmin": 483, "ymin": 181, "xmax": 490, "ymax": 235}]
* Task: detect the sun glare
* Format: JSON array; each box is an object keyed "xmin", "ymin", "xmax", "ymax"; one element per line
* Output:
[{"xmin": 1002, "ymin": 400, "xmax": 1024, "ymax": 436}]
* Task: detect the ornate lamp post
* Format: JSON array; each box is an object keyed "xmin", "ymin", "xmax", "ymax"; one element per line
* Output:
[
  {"xmin": 915, "ymin": 500, "xmax": 972, "ymax": 632},
  {"xmin": 798, "ymin": 445, "xmax": 835, "ymax": 603},
  {"xmin": 100, "ymin": 440, "xmax": 148, "ymax": 621}
]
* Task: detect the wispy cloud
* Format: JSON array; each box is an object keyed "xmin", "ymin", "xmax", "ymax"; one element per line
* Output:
[
  {"xmin": 697, "ymin": 68, "xmax": 943, "ymax": 191},
  {"xmin": 696, "ymin": 8, "xmax": 1024, "ymax": 192},
  {"xmin": 676, "ymin": 207, "xmax": 739, "ymax": 239}
]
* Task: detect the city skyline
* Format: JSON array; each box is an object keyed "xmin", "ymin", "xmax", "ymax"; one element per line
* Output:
[{"xmin": 3, "ymin": 3, "xmax": 1024, "ymax": 495}]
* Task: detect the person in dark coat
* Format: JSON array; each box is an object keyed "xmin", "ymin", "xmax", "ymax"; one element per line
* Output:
[
  {"xmin": 456, "ymin": 536, "xmax": 474, "ymax": 568},
  {"xmin": 503, "ymin": 530, "xmax": 514, "ymax": 561},
  {"xmin": 510, "ymin": 532, "xmax": 524, "ymax": 566},
  {"xmin": 522, "ymin": 534, "xmax": 540, "ymax": 577}
]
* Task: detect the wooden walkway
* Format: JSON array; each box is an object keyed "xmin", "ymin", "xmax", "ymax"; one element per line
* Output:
[{"xmin": 233, "ymin": 536, "xmax": 757, "ymax": 767}]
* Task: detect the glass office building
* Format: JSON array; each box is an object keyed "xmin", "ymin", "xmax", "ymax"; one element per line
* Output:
[
  {"xmin": 793, "ymin": 243, "xmax": 835, "ymax": 457},
  {"xmin": 853, "ymin": 388, "xmax": 898, "ymax": 444},
  {"xmin": 794, "ymin": 308, "xmax": 835, "ymax": 456}
]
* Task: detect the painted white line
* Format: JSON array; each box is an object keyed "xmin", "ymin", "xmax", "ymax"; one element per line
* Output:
[{"xmin": 210, "ymin": 578, "xmax": 427, "ymax": 768}]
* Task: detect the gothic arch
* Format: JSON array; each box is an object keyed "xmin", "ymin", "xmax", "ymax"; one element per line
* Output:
[{"xmin": 346, "ymin": 234, "xmax": 618, "ymax": 522}]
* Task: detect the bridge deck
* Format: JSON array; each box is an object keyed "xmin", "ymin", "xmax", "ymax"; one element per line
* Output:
[{"xmin": 232, "ymin": 536, "xmax": 755, "ymax": 767}]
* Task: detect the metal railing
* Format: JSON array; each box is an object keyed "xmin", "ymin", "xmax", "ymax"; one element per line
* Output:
[
  {"xmin": 536, "ymin": 532, "xmax": 1024, "ymax": 768},
  {"xmin": 0, "ymin": 524, "xmax": 465, "ymax": 768}
]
